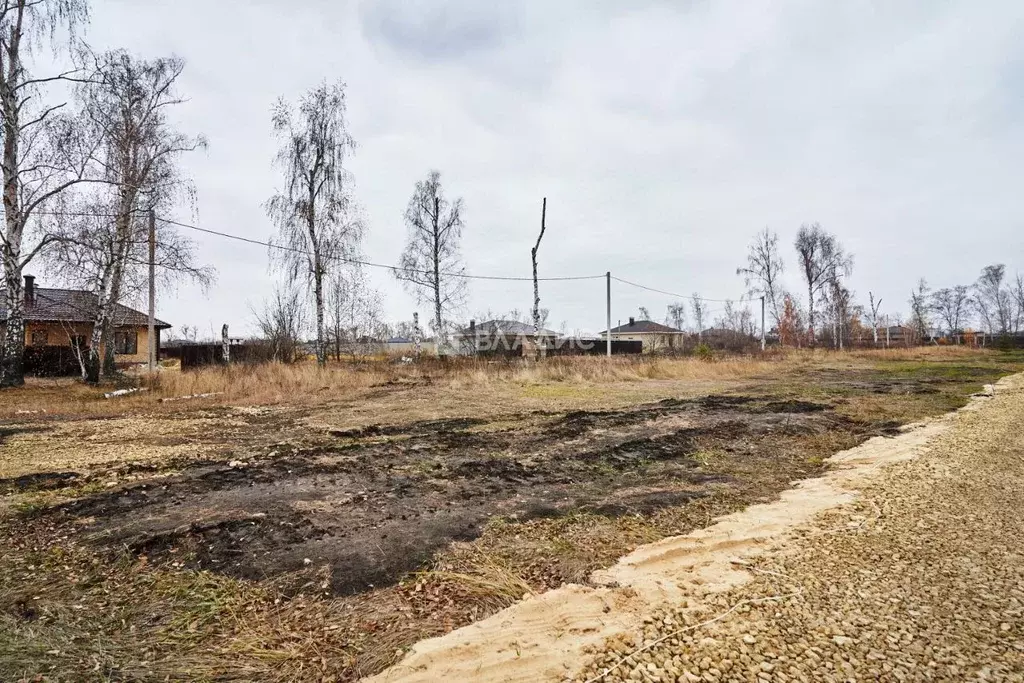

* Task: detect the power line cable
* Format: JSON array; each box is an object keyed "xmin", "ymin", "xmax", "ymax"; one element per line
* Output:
[
  {"xmin": 36, "ymin": 209, "xmax": 747, "ymax": 299},
  {"xmin": 155, "ymin": 216, "xmax": 605, "ymax": 283},
  {"xmin": 610, "ymin": 275, "xmax": 746, "ymax": 303}
]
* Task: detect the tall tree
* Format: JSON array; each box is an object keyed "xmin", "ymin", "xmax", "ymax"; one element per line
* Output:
[
  {"xmin": 326, "ymin": 262, "xmax": 383, "ymax": 359},
  {"xmin": 0, "ymin": 0, "xmax": 92, "ymax": 387},
  {"xmin": 866, "ymin": 292, "xmax": 883, "ymax": 345},
  {"xmin": 777, "ymin": 293, "xmax": 803, "ymax": 347},
  {"xmin": 794, "ymin": 223, "xmax": 852, "ymax": 348},
  {"xmin": 974, "ymin": 264, "xmax": 1013, "ymax": 335},
  {"xmin": 665, "ymin": 301, "xmax": 686, "ymax": 330},
  {"xmin": 931, "ymin": 285, "xmax": 971, "ymax": 338},
  {"xmin": 396, "ymin": 170, "xmax": 466, "ymax": 353},
  {"xmin": 267, "ymin": 80, "xmax": 361, "ymax": 367},
  {"xmin": 1013, "ymin": 274, "xmax": 1024, "ymax": 334},
  {"xmin": 67, "ymin": 51, "xmax": 208, "ymax": 382},
  {"xmin": 826, "ymin": 279, "xmax": 855, "ymax": 349},
  {"xmin": 690, "ymin": 293, "xmax": 706, "ymax": 339},
  {"xmin": 736, "ymin": 227, "xmax": 784, "ymax": 328},
  {"xmin": 252, "ymin": 284, "xmax": 306, "ymax": 364},
  {"xmin": 638, "ymin": 305, "xmax": 651, "ymax": 321},
  {"xmin": 908, "ymin": 278, "xmax": 931, "ymax": 342}
]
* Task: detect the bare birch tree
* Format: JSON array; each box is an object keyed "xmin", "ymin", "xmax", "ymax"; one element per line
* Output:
[
  {"xmin": 826, "ymin": 279, "xmax": 854, "ymax": 349},
  {"xmin": 794, "ymin": 223, "xmax": 852, "ymax": 348},
  {"xmin": 665, "ymin": 302, "xmax": 686, "ymax": 330},
  {"xmin": 908, "ymin": 278, "xmax": 931, "ymax": 342},
  {"xmin": 866, "ymin": 292, "xmax": 883, "ymax": 345},
  {"xmin": 736, "ymin": 227, "xmax": 784, "ymax": 328},
  {"xmin": 65, "ymin": 51, "xmax": 207, "ymax": 382},
  {"xmin": 974, "ymin": 264, "xmax": 1013, "ymax": 335},
  {"xmin": 690, "ymin": 293, "xmax": 706, "ymax": 339},
  {"xmin": 396, "ymin": 170, "xmax": 466, "ymax": 353},
  {"xmin": 931, "ymin": 285, "xmax": 971, "ymax": 339},
  {"xmin": 326, "ymin": 263, "xmax": 383, "ymax": 359},
  {"xmin": 267, "ymin": 80, "xmax": 362, "ymax": 367},
  {"xmin": 1013, "ymin": 274, "xmax": 1024, "ymax": 334},
  {"xmin": 0, "ymin": 0, "xmax": 94, "ymax": 386},
  {"xmin": 252, "ymin": 285, "xmax": 306, "ymax": 364}
]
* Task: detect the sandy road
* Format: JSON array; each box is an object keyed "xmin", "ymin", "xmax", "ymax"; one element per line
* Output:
[{"xmin": 365, "ymin": 374, "xmax": 1024, "ymax": 683}]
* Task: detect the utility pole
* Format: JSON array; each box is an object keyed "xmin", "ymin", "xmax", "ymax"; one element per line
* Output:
[
  {"xmin": 760, "ymin": 296, "xmax": 766, "ymax": 351},
  {"xmin": 532, "ymin": 198, "xmax": 547, "ymax": 358},
  {"xmin": 148, "ymin": 209, "xmax": 156, "ymax": 373},
  {"xmin": 606, "ymin": 271, "xmax": 612, "ymax": 357}
]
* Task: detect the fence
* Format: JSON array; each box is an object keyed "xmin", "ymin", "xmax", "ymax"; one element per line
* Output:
[
  {"xmin": 546, "ymin": 339, "xmax": 643, "ymax": 356},
  {"xmin": 164, "ymin": 343, "xmax": 274, "ymax": 369},
  {"xmin": 24, "ymin": 346, "xmax": 84, "ymax": 377}
]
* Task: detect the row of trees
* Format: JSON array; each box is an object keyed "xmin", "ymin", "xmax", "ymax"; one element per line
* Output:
[
  {"xmin": 262, "ymin": 79, "xmax": 467, "ymax": 366},
  {"xmin": 0, "ymin": 1, "xmax": 466, "ymax": 380},
  {"xmin": 641, "ymin": 225, "xmax": 1022, "ymax": 350},
  {"xmin": 730, "ymin": 226, "xmax": 1022, "ymax": 347}
]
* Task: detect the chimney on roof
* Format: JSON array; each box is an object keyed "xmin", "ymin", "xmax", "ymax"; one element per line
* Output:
[
  {"xmin": 23, "ymin": 275, "xmax": 35, "ymax": 306},
  {"xmin": 628, "ymin": 317, "xmax": 635, "ymax": 326}
]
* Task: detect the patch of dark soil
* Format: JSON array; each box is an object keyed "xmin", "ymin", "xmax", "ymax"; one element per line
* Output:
[
  {"xmin": 696, "ymin": 395, "xmax": 756, "ymax": 410},
  {"xmin": 762, "ymin": 399, "xmax": 830, "ymax": 413},
  {"xmin": 130, "ymin": 512, "xmax": 329, "ymax": 579},
  {"xmin": 579, "ymin": 421, "xmax": 749, "ymax": 469},
  {"xmin": 869, "ymin": 420, "xmax": 903, "ymax": 436},
  {"xmin": 0, "ymin": 471, "xmax": 79, "ymax": 494},
  {"xmin": 3, "ymin": 596, "xmax": 38, "ymax": 621},
  {"xmin": 550, "ymin": 394, "xmax": 761, "ymax": 440},
  {"xmin": 28, "ymin": 391, "xmax": 862, "ymax": 599},
  {"xmin": 451, "ymin": 458, "xmax": 538, "ymax": 482},
  {"xmin": 867, "ymin": 382, "xmax": 939, "ymax": 395},
  {"xmin": 328, "ymin": 417, "xmax": 488, "ymax": 439}
]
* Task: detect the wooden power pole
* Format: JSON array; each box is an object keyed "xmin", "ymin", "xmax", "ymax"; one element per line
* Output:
[
  {"xmin": 606, "ymin": 272, "xmax": 612, "ymax": 357},
  {"xmin": 531, "ymin": 198, "xmax": 547, "ymax": 357}
]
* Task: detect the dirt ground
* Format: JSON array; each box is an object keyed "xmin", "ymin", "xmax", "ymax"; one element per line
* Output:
[{"xmin": 0, "ymin": 349, "xmax": 1020, "ymax": 681}]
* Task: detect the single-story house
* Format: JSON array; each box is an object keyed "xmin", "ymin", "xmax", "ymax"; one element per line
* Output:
[
  {"xmin": 601, "ymin": 318, "xmax": 686, "ymax": 352},
  {"xmin": 453, "ymin": 320, "xmax": 560, "ymax": 356},
  {"xmin": 0, "ymin": 275, "xmax": 170, "ymax": 373}
]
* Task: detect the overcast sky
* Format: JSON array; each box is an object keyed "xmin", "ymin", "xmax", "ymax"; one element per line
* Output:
[{"xmin": 41, "ymin": 0, "xmax": 1024, "ymax": 336}]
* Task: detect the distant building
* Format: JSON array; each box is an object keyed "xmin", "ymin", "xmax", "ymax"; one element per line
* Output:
[
  {"xmin": 601, "ymin": 318, "xmax": 686, "ymax": 353},
  {"xmin": 453, "ymin": 320, "xmax": 560, "ymax": 356}
]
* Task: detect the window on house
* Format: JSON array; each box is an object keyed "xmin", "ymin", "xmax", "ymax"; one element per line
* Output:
[
  {"xmin": 30, "ymin": 329, "xmax": 49, "ymax": 346},
  {"xmin": 114, "ymin": 328, "xmax": 138, "ymax": 355}
]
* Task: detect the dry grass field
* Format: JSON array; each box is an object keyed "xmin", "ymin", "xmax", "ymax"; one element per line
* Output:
[{"xmin": 1, "ymin": 347, "xmax": 1020, "ymax": 682}]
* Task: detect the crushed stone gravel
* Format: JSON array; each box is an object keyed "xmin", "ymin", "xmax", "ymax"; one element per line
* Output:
[{"xmin": 574, "ymin": 375, "xmax": 1024, "ymax": 683}]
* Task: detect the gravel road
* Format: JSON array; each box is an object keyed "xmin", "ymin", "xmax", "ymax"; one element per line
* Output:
[{"xmin": 575, "ymin": 375, "xmax": 1024, "ymax": 683}]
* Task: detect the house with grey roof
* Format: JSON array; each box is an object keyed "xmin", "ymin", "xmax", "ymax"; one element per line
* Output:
[
  {"xmin": 0, "ymin": 275, "xmax": 171, "ymax": 374},
  {"xmin": 600, "ymin": 317, "xmax": 686, "ymax": 352}
]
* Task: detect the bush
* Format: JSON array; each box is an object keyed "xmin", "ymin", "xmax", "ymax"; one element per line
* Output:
[{"xmin": 694, "ymin": 343, "xmax": 713, "ymax": 361}]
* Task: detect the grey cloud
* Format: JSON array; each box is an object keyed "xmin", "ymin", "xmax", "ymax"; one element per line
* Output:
[{"xmin": 359, "ymin": 0, "xmax": 522, "ymax": 62}]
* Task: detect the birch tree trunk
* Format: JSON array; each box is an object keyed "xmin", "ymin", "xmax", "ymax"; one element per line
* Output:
[
  {"xmin": 0, "ymin": 24, "xmax": 24, "ymax": 387},
  {"xmin": 432, "ymin": 196, "xmax": 444, "ymax": 355},
  {"xmin": 806, "ymin": 283, "xmax": 816, "ymax": 349}
]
